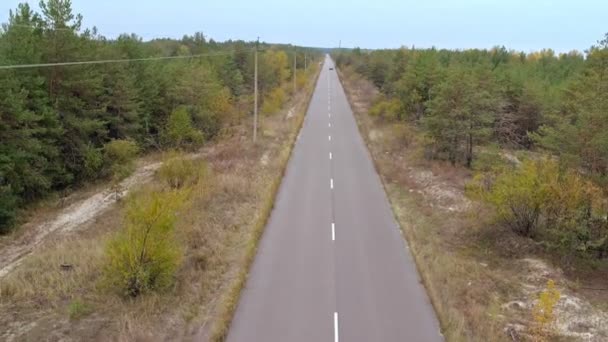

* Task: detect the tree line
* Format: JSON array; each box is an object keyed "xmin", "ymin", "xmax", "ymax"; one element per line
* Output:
[
  {"xmin": 333, "ymin": 36, "xmax": 608, "ymax": 259},
  {"xmin": 334, "ymin": 44, "xmax": 594, "ymax": 167},
  {"xmin": 0, "ymin": 0, "xmax": 318, "ymax": 231}
]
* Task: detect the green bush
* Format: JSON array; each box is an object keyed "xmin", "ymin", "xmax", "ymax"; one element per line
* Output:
[
  {"xmin": 163, "ymin": 107, "xmax": 204, "ymax": 149},
  {"xmin": 104, "ymin": 139, "xmax": 139, "ymax": 181},
  {"xmin": 470, "ymin": 145, "xmax": 514, "ymax": 174},
  {"xmin": 68, "ymin": 299, "xmax": 93, "ymax": 319},
  {"xmin": 194, "ymin": 110, "xmax": 222, "ymax": 141},
  {"xmin": 542, "ymin": 168, "xmax": 607, "ymax": 255},
  {"xmin": 103, "ymin": 189, "xmax": 186, "ymax": 297},
  {"xmin": 83, "ymin": 144, "xmax": 104, "ymax": 179},
  {"xmin": 468, "ymin": 159, "xmax": 548, "ymax": 237},
  {"xmin": 369, "ymin": 97, "xmax": 401, "ymax": 120},
  {"xmin": 261, "ymin": 87, "xmax": 286, "ymax": 116},
  {"xmin": 468, "ymin": 158, "xmax": 608, "ymax": 257},
  {"xmin": 157, "ymin": 152, "xmax": 209, "ymax": 189}
]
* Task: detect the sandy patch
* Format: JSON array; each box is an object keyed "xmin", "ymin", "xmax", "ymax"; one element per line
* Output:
[
  {"xmin": 408, "ymin": 169, "xmax": 471, "ymax": 212},
  {"xmin": 503, "ymin": 258, "xmax": 608, "ymax": 341},
  {"xmin": 0, "ymin": 161, "xmax": 161, "ymax": 278}
]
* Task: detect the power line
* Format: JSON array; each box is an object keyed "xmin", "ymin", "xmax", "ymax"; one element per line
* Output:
[
  {"xmin": 5, "ymin": 23, "xmax": 183, "ymax": 38},
  {"xmin": 0, "ymin": 50, "xmax": 249, "ymax": 70},
  {"xmin": 6, "ymin": 24, "xmax": 73, "ymax": 31}
]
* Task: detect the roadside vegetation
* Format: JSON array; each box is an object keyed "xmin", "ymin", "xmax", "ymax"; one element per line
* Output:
[
  {"xmin": 334, "ymin": 38, "xmax": 608, "ymax": 341},
  {"xmin": 0, "ymin": 0, "xmax": 317, "ymax": 233},
  {"xmin": 0, "ymin": 0, "xmax": 321, "ymax": 340}
]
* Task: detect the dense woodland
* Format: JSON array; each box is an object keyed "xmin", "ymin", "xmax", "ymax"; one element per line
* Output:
[
  {"xmin": 0, "ymin": 1, "xmax": 317, "ymax": 231},
  {"xmin": 334, "ymin": 37, "xmax": 608, "ymax": 260}
]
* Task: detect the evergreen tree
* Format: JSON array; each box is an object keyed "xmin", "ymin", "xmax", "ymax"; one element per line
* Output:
[
  {"xmin": 533, "ymin": 34, "xmax": 608, "ymax": 175},
  {"xmin": 0, "ymin": 3, "xmax": 64, "ymax": 214},
  {"xmin": 423, "ymin": 67, "xmax": 496, "ymax": 167}
]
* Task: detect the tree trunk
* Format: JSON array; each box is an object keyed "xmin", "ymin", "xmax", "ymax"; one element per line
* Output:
[{"xmin": 466, "ymin": 130, "xmax": 473, "ymax": 168}]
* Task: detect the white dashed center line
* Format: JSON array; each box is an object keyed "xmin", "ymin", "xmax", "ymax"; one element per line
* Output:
[
  {"xmin": 332, "ymin": 223, "xmax": 336, "ymax": 241},
  {"xmin": 330, "ymin": 178, "xmax": 334, "ymax": 189},
  {"xmin": 329, "ymin": 152, "xmax": 332, "ymax": 160},
  {"xmin": 334, "ymin": 312, "xmax": 339, "ymax": 342}
]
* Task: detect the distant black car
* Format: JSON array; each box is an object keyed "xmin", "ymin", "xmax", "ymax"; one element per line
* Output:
[{"xmin": 329, "ymin": 67, "xmax": 334, "ymax": 70}]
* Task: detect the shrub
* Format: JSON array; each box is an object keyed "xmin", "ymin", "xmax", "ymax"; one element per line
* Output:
[
  {"xmin": 389, "ymin": 122, "xmax": 417, "ymax": 148},
  {"xmin": 369, "ymin": 97, "xmax": 401, "ymax": 120},
  {"xmin": 468, "ymin": 158, "xmax": 608, "ymax": 257},
  {"xmin": 104, "ymin": 139, "xmax": 139, "ymax": 181},
  {"xmin": 68, "ymin": 299, "xmax": 93, "ymax": 319},
  {"xmin": 103, "ymin": 189, "xmax": 187, "ymax": 297},
  {"xmin": 471, "ymin": 145, "xmax": 510, "ymax": 173},
  {"xmin": 194, "ymin": 110, "xmax": 222, "ymax": 141},
  {"xmin": 296, "ymin": 69, "xmax": 307, "ymax": 90},
  {"xmin": 83, "ymin": 144, "xmax": 104, "ymax": 179},
  {"xmin": 158, "ymin": 152, "xmax": 209, "ymax": 189},
  {"xmin": 542, "ymin": 168, "xmax": 607, "ymax": 255},
  {"xmin": 467, "ymin": 159, "xmax": 549, "ymax": 237},
  {"xmin": 261, "ymin": 87, "xmax": 286, "ymax": 115},
  {"xmin": 164, "ymin": 107, "xmax": 204, "ymax": 149},
  {"xmin": 531, "ymin": 280, "xmax": 561, "ymax": 339}
]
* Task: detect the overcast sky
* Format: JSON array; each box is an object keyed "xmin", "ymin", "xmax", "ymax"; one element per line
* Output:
[{"xmin": 1, "ymin": 0, "xmax": 606, "ymax": 52}]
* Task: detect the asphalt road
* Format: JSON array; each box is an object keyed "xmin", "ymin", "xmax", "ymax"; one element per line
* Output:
[{"xmin": 227, "ymin": 55, "xmax": 443, "ymax": 342}]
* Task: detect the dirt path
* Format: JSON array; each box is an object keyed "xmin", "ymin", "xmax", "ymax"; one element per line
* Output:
[{"xmin": 0, "ymin": 161, "xmax": 162, "ymax": 278}]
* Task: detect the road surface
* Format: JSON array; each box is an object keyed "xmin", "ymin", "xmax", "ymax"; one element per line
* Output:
[{"xmin": 227, "ymin": 56, "xmax": 442, "ymax": 342}]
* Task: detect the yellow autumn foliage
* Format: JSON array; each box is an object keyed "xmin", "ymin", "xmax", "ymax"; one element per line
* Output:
[{"xmin": 531, "ymin": 279, "xmax": 561, "ymax": 341}]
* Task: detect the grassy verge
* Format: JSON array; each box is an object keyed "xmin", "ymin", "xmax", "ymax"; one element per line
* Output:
[{"xmin": 0, "ymin": 66, "xmax": 321, "ymax": 341}]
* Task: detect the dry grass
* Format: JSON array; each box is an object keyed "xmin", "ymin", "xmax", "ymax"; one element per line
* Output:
[{"xmin": 0, "ymin": 65, "xmax": 321, "ymax": 341}]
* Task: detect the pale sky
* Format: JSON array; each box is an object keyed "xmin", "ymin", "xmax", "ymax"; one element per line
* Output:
[{"xmin": 1, "ymin": 0, "xmax": 606, "ymax": 52}]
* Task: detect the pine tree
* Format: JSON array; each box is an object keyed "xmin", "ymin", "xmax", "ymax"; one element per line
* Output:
[
  {"xmin": 0, "ymin": 3, "xmax": 64, "ymax": 230},
  {"xmin": 39, "ymin": 0, "xmax": 107, "ymax": 182},
  {"xmin": 533, "ymin": 34, "xmax": 608, "ymax": 175},
  {"xmin": 423, "ymin": 67, "xmax": 496, "ymax": 167}
]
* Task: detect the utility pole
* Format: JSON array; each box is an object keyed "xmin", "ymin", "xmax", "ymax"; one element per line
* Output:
[
  {"xmin": 253, "ymin": 37, "xmax": 259, "ymax": 144},
  {"xmin": 293, "ymin": 47, "xmax": 297, "ymax": 94},
  {"xmin": 304, "ymin": 53, "xmax": 307, "ymax": 71}
]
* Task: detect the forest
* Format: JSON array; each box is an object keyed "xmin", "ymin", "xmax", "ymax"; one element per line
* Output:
[
  {"xmin": 333, "ymin": 36, "xmax": 608, "ymax": 260},
  {"xmin": 0, "ymin": 1, "xmax": 315, "ymax": 232}
]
